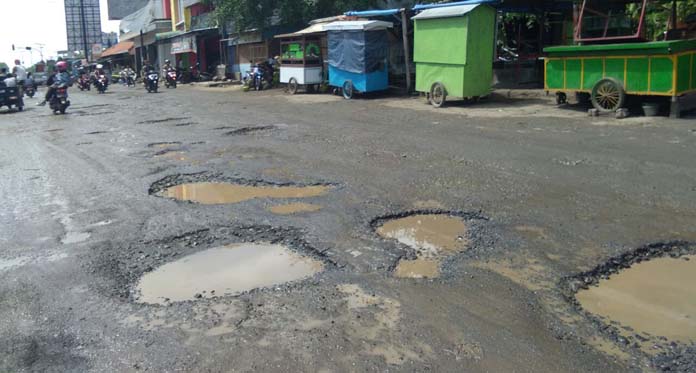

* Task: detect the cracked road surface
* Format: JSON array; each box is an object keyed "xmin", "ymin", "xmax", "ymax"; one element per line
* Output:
[{"xmin": 1, "ymin": 85, "xmax": 695, "ymax": 372}]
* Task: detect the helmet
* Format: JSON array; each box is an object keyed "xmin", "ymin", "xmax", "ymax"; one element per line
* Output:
[
  {"xmin": 96, "ymin": 64, "xmax": 103, "ymax": 69},
  {"xmin": 164, "ymin": 59, "xmax": 170, "ymax": 64},
  {"xmin": 56, "ymin": 61, "xmax": 68, "ymax": 72}
]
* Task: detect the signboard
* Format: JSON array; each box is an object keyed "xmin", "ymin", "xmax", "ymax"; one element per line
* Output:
[
  {"xmin": 91, "ymin": 43, "xmax": 103, "ymax": 57},
  {"xmin": 171, "ymin": 36, "xmax": 196, "ymax": 54},
  {"xmin": 64, "ymin": 0, "xmax": 103, "ymax": 57}
]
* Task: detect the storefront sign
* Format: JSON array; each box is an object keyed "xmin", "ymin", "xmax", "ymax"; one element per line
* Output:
[{"xmin": 171, "ymin": 36, "xmax": 196, "ymax": 54}]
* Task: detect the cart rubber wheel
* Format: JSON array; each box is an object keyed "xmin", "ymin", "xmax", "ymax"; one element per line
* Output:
[
  {"xmin": 307, "ymin": 84, "xmax": 316, "ymax": 93},
  {"xmin": 287, "ymin": 78, "xmax": 299, "ymax": 95},
  {"xmin": 430, "ymin": 82, "xmax": 446, "ymax": 108},
  {"xmin": 556, "ymin": 92, "xmax": 567, "ymax": 105},
  {"xmin": 591, "ymin": 78, "xmax": 625, "ymax": 112},
  {"xmin": 342, "ymin": 81, "xmax": 354, "ymax": 99}
]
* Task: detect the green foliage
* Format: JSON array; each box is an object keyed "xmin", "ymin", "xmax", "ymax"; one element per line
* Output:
[
  {"xmin": 629, "ymin": 0, "xmax": 696, "ymax": 40},
  {"xmin": 207, "ymin": 0, "xmax": 392, "ymax": 32}
]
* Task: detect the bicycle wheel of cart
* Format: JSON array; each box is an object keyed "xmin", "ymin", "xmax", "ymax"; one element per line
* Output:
[
  {"xmin": 429, "ymin": 82, "xmax": 447, "ymax": 108},
  {"xmin": 287, "ymin": 78, "xmax": 299, "ymax": 95},
  {"xmin": 591, "ymin": 78, "xmax": 625, "ymax": 112}
]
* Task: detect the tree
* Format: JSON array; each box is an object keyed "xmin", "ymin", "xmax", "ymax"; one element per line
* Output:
[{"xmin": 207, "ymin": 0, "xmax": 402, "ymax": 32}]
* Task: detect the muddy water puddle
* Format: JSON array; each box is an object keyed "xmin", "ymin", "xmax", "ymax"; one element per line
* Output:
[
  {"xmin": 136, "ymin": 243, "xmax": 323, "ymax": 304},
  {"xmin": 268, "ymin": 203, "xmax": 322, "ymax": 215},
  {"xmin": 577, "ymin": 255, "xmax": 696, "ymax": 344},
  {"xmin": 376, "ymin": 214, "xmax": 469, "ymax": 279},
  {"xmin": 158, "ymin": 182, "xmax": 330, "ymax": 205}
]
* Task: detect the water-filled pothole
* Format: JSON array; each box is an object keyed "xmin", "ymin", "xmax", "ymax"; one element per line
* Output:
[
  {"xmin": 135, "ymin": 243, "xmax": 323, "ymax": 304},
  {"xmin": 576, "ymin": 255, "xmax": 696, "ymax": 344},
  {"xmin": 268, "ymin": 202, "xmax": 322, "ymax": 215},
  {"xmin": 374, "ymin": 212, "xmax": 479, "ymax": 279},
  {"xmin": 157, "ymin": 182, "xmax": 330, "ymax": 205}
]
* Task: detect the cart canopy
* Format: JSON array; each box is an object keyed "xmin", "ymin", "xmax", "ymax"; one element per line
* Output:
[
  {"xmin": 326, "ymin": 20, "xmax": 392, "ymax": 75},
  {"xmin": 412, "ymin": 4, "xmax": 480, "ymax": 20}
]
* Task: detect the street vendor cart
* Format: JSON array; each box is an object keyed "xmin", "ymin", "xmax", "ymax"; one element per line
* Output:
[
  {"xmin": 413, "ymin": 4, "xmax": 497, "ymax": 107},
  {"xmin": 323, "ymin": 20, "xmax": 393, "ymax": 99},
  {"xmin": 545, "ymin": 0, "xmax": 696, "ymax": 117},
  {"xmin": 275, "ymin": 23, "xmax": 328, "ymax": 94}
]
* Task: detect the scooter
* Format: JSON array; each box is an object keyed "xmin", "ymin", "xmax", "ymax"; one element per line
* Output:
[
  {"xmin": 94, "ymin": 74, "xmax": 108, "ymax": 93},
  {"xmin": 23, "ymin": 81, "xmax": 35, "ymax": 98},
  {"xmin": 145, "ymin": 71, "xmax": 159, "ymax": 93},
  {"xmin": 77, "ymin": 75, "xmax": 91, "ymax": 91},
  {"xmin": 49, "ymin": 84, "xmax": 70, "ymax": 115},
  {"xmin": 165, "ymin": 70, "xmax": 177, "ymax": 88}
]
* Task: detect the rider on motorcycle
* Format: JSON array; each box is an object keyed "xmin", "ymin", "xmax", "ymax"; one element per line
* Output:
[
  {"xmin": 38, "ymin": 61, "xmax": 71, "ymax": 106},
  {"xmin": 162, "ymin": 59, "xmax": 174, "ymax": 73},
  {"xmin": 95, "ymin": 64, "xmax": 108, "ymax": 86}
]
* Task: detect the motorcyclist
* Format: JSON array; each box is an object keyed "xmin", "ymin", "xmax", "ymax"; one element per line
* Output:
[
  {"xmin": 141, "ymin": 60, "xmax": 156, "ymax": 87},
  {"xmin": 13, "ymin": 60, "xmax": 27, "ymax": 95},
  {"xmin": 38, "ymin": 61, "xmax": 71, "ymax": 106},
  {"xmin": 162, "ymin": 59, "xmax": 174, "ymax": 73},
  {"xmin": 95, "ymin": 64, "xmax": 108, "ymax": 86}
]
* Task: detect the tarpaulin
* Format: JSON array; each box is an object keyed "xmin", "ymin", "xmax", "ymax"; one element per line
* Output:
[{"xmin": 328, "ymin": 30, "xmax": 389, "ymax": 74}]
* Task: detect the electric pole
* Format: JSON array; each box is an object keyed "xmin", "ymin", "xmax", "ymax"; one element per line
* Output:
[{"xmin": 80, "ymin": 0, "xmax": 90, "ymax": 61}]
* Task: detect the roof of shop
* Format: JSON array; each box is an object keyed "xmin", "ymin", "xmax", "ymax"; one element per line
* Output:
[
  {"xmin": 100, "ymin": 41, "xmax": 134, "ymax": 57},
  {"xmin": 412, "ymin": 4, "xmax": 481, "ymax": 20}
]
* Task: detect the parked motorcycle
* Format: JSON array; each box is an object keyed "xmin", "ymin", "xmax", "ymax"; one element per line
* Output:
[
  {"xmin": 77, "ymin": 75, "xmax": 91, "ymax": 91},
  {"xmin": 145, "ymin": 71, "xmax": 159, "ymax": 93},
  {"xmin": 49, "ymin": 84, "xmax": 70, "ymax": 115},
  {"xmin": 94, "ymin": 74, "xmax": 108, "ymax": 94},
  {"xmin": 165, "ymin": 70, "xmax": 177, "ymax": 88}
]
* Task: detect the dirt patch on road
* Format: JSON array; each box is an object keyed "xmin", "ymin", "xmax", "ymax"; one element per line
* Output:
[{"xmin": 224, "ymin": 125, "xmax": 276, "ymax": 136}]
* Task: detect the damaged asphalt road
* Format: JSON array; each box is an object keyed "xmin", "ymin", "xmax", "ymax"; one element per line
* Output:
[{"xmin": 1, "ymin": 85, "xmax": 695, "ymax": 372}]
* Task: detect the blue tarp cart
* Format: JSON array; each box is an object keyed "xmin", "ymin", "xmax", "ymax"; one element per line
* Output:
[{"xmin": 323, "ymin": 20, "xmax": 393, "ymax": 99}]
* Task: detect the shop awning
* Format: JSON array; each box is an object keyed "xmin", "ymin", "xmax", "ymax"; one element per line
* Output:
[
  {"xmin": 344, "ymin": 9, "xmax": 401, "ymax": 17},
  {"xmin": 100, "ymin": 40, "xmax": 134, "ymax": 58},
  {"xmin": 323, "ymin": 20, "xmax": 393, "ymax": 31},
  {"xmin": 275, "ymin": 23, "xmax": 329, "ymax": 38},
  {"xmin": 156, "ymin": 31, "xmax": 184, "ymax": 41}
]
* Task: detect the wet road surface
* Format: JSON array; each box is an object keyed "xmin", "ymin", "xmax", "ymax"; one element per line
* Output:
[{"xmin": 1, "ymin": 84, "xmax": 696, "ymax": 372}]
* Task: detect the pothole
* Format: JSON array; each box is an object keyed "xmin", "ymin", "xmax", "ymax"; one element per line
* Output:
[
  {"xmin": 577, "ymin": 255, "xmax": 696, "ymax": 344},
  {"xmin": 138, "ymin": 117, "xmax": 191, "ymax": 124},
  {"xmin": 148, "ymin": 142, "xmax": 182, "ymax": 148},
  {"xmin": 373, "ymin": 211, "xmax": 484, "ymax": 279},
  {"xmin": 154, "ymin": 150, "xmax": 187, "ymax": 161},
  {"xmin": 268, "ymin": 203, "xmax": 322, "ymax": 215},
  {"xmin": 224, "ymin": 125, "xmax": 276, "ymax": 136},
  {"xmin": 564, "ymin": 241, "xmax": 696, "ymax": 366},
  {"xmin": 150, "ymin": 174, "xmax": 332, "ymax": 205},
  {"xmin": 135, "ymin": 243, "xmax": 324, "ymax": 304}
]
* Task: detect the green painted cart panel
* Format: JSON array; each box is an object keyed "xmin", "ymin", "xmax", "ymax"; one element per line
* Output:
[
  {"xmin": 650, "ymin": 57, "xmax": 674, "ymax": 93},
  {"xmin": 626, "ymin": 58, "xmax": 649, "ymax": 92},
  {"xmin": 546, "ymin": 59, "xmax": 564, "ymax": 89},
  {"xmin": 677, "ymin": 54, "xmax": 692, "ymax": 93},
  {"xmin": 583, "ymin": 59, "xmax": 603, "ymax": 90},
  {"xmin": 565, "ymin": 59, "xmax": 582, "ymax": 89},
  {"xmin": 413, "ymin": 5, "xmax": 495, "ymax": 98}
]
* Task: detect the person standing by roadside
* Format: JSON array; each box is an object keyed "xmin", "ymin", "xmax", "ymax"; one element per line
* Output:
[{"xmin": 12, "ymin": 60, "xmax": 27, "ymax": 96}]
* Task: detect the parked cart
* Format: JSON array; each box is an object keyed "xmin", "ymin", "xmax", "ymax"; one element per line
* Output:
[
  {"xmin": 275, "ymin": 24, "xmax": 328, "ymax": 94},
  {"xmin": 412, "ymin": 4, "xmax": 496, "ymax": 107},
  {"xmin": 544, "ymin": 0, "xmax": 696, "ymax": 117},
  {"xmin": 323, "ymin": 20, "xmax": 393, "ymax": 99}
]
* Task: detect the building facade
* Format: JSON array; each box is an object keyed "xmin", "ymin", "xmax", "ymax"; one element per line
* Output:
[{"xmin": 107, "ymin": 0, "xmax": 150, "ymax": 20}]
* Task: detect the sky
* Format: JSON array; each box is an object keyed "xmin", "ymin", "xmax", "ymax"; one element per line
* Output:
[{"xmin": 0, "ymin": 0, "xmax": 120, "ymax": 66}]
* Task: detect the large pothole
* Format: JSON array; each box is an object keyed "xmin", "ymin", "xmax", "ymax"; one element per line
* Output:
[
  {"xmin": 372, "ymin": 211, "xmax": 485, "ymax": 279},
  {"xmin": 149, "ymin": 173, "xmax": 333, "ymax": 205},
  {"xmin": 563, "ymin": 241, "xmax": 696, "ymax": 371},
  {"xmin": 135, "ymin": 243, "xmax": 324, "ymax": 304}
]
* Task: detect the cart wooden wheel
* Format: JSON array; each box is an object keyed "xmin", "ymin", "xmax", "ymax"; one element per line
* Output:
[
  {"xmin": 287, "ymin": 78, "xmax": 299, "ymax": 95},
  {"xmin": 430, "ymin": 82, "xmax": 447, "ymax": 108},
  {"xmin": 342, "ymin": 81, "xmax": 354, "ymax": 100},
  {"xmin": 591, "ymin": 78, "xmax": 625, "ymax": 112}
]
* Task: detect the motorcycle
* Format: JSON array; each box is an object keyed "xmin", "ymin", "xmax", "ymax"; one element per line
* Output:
[
  {"xmin": 23, "ymin": 81, "xmax": 35, "ymax": 98},
  {"xmin": 252, "ymin": 65, "xmax": 264, "ymax": 91},
  {"xmin": 49, "ymin": 84, "xmax": 70, "ymax": 115},
  {"xmin": 94, "ymin": 74, "xmax": 108, "ymax": 93},
  {"xmin": 145, "ymin": 71, "xmax": 159, "ymax": 93},
  {"xmin": 0, "ymin": 77, "xmax": 24, "ymax": 112},
  {"xmin": 125, "ymin": 72, "xmax": 136, "ymax": 87},
  {"xmin": 77, "ymin": 75, "xmax": 91, "ymax": 91},
  {"xmin": 164, "ymin": 70, "xmax": 177, "ymax": 88}
]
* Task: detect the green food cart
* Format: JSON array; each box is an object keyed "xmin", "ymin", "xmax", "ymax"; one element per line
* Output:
[
  {"xmin": 413, "ymin": 4, "xmax": 496, "ymax": 108},
  {"xmin": 544, "ymin": 0, "xmax": 696, "ymax": 117},
  {"xmin": 545, "ymin": 40, "xmax": 696, "ymax": 116}
]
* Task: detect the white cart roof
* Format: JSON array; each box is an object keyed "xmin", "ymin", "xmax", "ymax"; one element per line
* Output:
[
  {"xmin": 412, "ymin": 4, "xmax": 481, "ymax": 20},
  {"xmin": 323, "ymin": 20, "xmax": 393, "ymax": 31}
]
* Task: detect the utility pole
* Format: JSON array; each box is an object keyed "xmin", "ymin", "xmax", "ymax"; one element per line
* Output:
[{"xmin": 79, "ymin": 0, "xmax": 90, "ymax": 61}]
